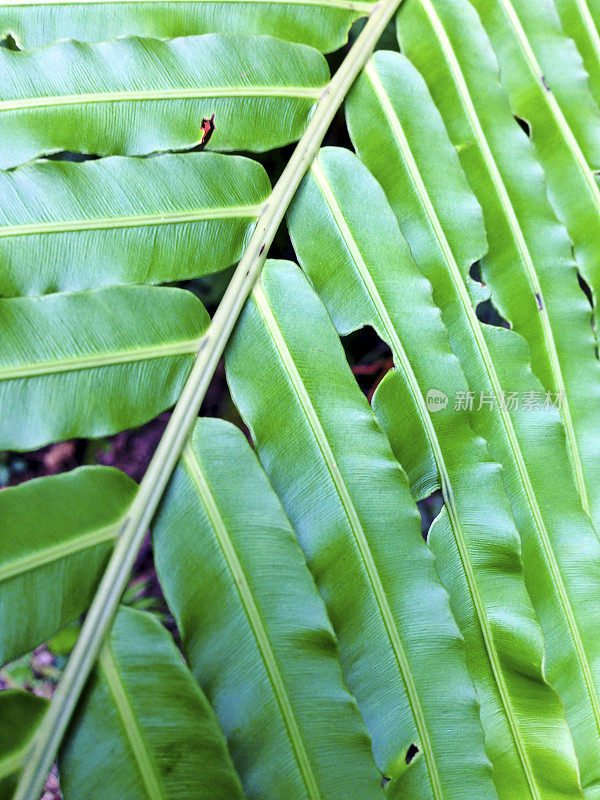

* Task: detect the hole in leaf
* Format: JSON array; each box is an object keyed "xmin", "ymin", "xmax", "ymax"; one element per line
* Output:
[
  {"xmin": 341, "ymin": 326, "xmax": 393, "ymax": 403},
  {"xmin": 417, "ymin": 490, "xmax": 443, "ymax": 541},
  {"xmin": 514, "ymin": 115, "xmax": 531, "ymax": 137},
  {"xmin": 405, "ymin": 743, "xmax": 420, "ymax": 764},
  {"xmin": 475, "ymin": 298, "xmax": 510, "ymax": 329},
  {"xmin": 0, "ymin": 33, "xmax": 19, "ymax": 51}
]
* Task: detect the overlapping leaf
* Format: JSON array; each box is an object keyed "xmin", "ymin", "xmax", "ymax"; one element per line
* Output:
[
  {"xmin": 0, "ymin": 285, "xmax": 208, "ymax": 450},
  {"xmin": 0, "ymin": 34, "xmax": 329, "ymax": 169},
  {"xmin": 0, "ymin": 467, "xmax": 137, "ymax": 666},
  {"xmin": 395, "ymin": 0, "xmax": 600, "ymax": 524},
  {"xmin": 470, "ymin": 0, "xmax": 600, "ymax": 339},
  {"xmin": 0, "ymin": 0, "xmax": 375, "ymax": 52},
  {"xmin": 59, "ymin": 606, "xmax": 245, "ymax": 800},
  {"xmin": 226, "ymin": 258, "xmax": 498, "ymax": 799},
  {"xmin": 287, "ymin": 149, "xmax": 582, "ymax": 800},
  {"xmin": 0, "ymin": 152, "xmax": 270, "ymax": 297},
  {"xmin": 153, "ymin": 417, "xmax": 383, "ymax": 799},
  {"xmin": 346, "ymin": 50, "xmax": 600, "ymax": 797},
  {"xmin": 553, "ymin": 0, "xmax": 600, "ymax": 109}
]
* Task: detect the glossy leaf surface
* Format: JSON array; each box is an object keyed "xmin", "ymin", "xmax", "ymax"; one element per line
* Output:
[
  {"xmin": 153, "ymin": 416, "xmax": 383, "ymax": 799},
  {"xmin": 0, "ymin": 34, "xmax": 329, "ymax": 169},
  {"xmin": 0, "ymin": 152, "xmax": 270, "ymax": 297}
]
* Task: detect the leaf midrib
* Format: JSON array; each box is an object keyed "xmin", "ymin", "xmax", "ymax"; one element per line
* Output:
[
  {"xmin": 417, "ymin": 0, "xmax": 590, "ymax": 513},
  {"xmin": 0, "ymin": 519, "xmax": 122, "ymax": 583},
  {"xmin": 572, "ymin": 0, "xmax": 600, "ymax": 68},
  {"xmin": 0, "ymin": 86, "xmax": 321, "ymax": 113},
  {"xmin": 310, "ymin": 157, "xmax": 446, "ymax": 799},
  {"xmin": 181, "ymin": 443, "xmax": 322, "ymax": 800},
  {"xmin": 494, "ymin": 0, "xmax": 600, "ymax": 218},
  {"xmin": 0, "ymin": 336, "xmax": 198, "ymax": 381},
  {"xmin": 1, "ymin": 0, "xmax": 374, "ymax": 9},
  {"xmin": 98, "ymin": 640, "xmax": 165, "ymax": 800},
  {"xmin": 0, "ymin": 204, "xmax": 263, "ymax": 238},
  {"xmin": 366, "ymin": 55, "xmax": 600, "ymax": 776},
  {"xmin": 365, "ymin": 58, "xmax": 543, "ymax": 800},
  {"xmin": 254, "ymin": 277, "xmax": 443, "ymax": 795}
]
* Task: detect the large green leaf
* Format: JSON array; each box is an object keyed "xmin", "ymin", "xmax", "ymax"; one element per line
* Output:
[
  {"xmin": 0, "ymin": 467, "xmax": 137, "ymax": 667},
  {"xmin": 0, "ymin": 34, "xmax": 329, "ymax": 169},
  {"xmin": 0, "ymin": 152, "xmax": 270, "ymax": 297},
  {"xmin": 0, "ymin": 0, "xmax": 375, "ymax": 52},
  {"xmin": 59, "ymin": 606, "xmax": 245, "ymax": 800},
  {"xmin": 469, "ymin": 0, "xmax": 600, "ymax": 339},
  {"xmin": 286, "ymin": 150, "xmax": 582, "ymax": 800},
  {"xmin": 0, "ymin": 691, "xmax": 48, "ymax": 800},
  {"xmin": 346, "ymin": 51, "xmax": 600, "ymax": 798},
  {"xmin": 225, "ymin": 259, "xmax": 497, "ymax": 799},
  {"xmin": 0, "ymin": 284, "xmax": 208, "ymax": 451},
  {"xmin": 152, "ymin": 416, "xmax": 383, "ymax": 799},
  {"xmin": 395, "ymin": 0, "xmax": 600, "ymax": 523}
]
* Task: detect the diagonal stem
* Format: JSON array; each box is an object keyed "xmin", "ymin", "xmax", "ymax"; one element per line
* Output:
[{"xmin": 13, "ymin": 2, "xmax": 403, "ymax": 797}]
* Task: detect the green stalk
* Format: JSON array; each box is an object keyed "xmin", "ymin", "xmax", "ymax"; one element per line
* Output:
[{"xmin": 14, "ymin": 3, "xmax": 402, "ymax": 797}]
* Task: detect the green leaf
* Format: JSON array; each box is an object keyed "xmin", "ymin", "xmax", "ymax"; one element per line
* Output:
[
  {"xmin": 0, "ymin": 0, "xmax": 375, "ymax": 52},
  {"xmin": 287, "ymin": 148, "xmax": 583, "ymax": 800},
  {"xmin": 0, "ymin": 467, "xmax": 136, "ymax": 666},
  {"xmin": 0, "ymin": 690, "xmax": 48, "ymax": 800},
  {"xmin": 0, "ymin": 34, "xmax": 329, "ymax": 169},
  {"xmin": 225, "ymin": 259, "xmax": 497, "ymax": 799},
  {"xmin": 469, "ymin": 0, "xmax": 600, "ymax": 340},
  {"xmin": 395, "ymin": 0, "xmax": 600, "ymax": 526},
  {"xmin": 552, "ymin": 0, "xmax": 600, "ymax": 110},
  {"xmin": 0, "ymin": 285, "xmax": 209, "ymax": 451},
  {"xmin": 59, "ymin": 606, "xmax": 245, "ymax": 800},
  {"xmin": 0, "ymin": 152, "xmax": 270, "ymax": 297},
  {"xmin": 346, "ymin": 50, "xmax": 600, "ymax": 797},
  {"xmin": 152, "ymin": 416, "xmax": 383, "ymax": 799}
]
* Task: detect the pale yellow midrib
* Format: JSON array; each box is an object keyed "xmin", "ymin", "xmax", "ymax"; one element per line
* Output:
[
  {"xmin": 365, "ymin": 58, "xmax": 543, "ymax": 800},
  {"xmin": 0, "ymin": 519, "xmax": 122, "ymax": 582},
  {"xmin": 311, "ymin": 157, "xmax": 444, "ymax": 800},
  {"xmin": 0, "ymin": 85, "xmax": 321, "ymax": 113},
  {"xmin": 1, "ymin": 0, "xmax": 374, "ymax": 9},
  {"xmin": 495, "ymin": 0, "xmax": 600, "ymax": 220},
  {"xmin": 98, "ymin": 642, "xmax": 165, "ymax": 800},
  {"xmin": 182, "ymin": 444, "xmax": 322, "ymax": 800},
  {"xmin": 573, "ymin": 0, "xmax": 600, "ymax": 70},
  {"xmin": 418, "ymin": 0, "xmax": 590, "ymax": 514},
  {"xmin": 0, "ymin": 336, "xmax": 199, "ymax": 381},
  {"xmin": 0, "ymin": 204, "xmax": 262, "ymax": 238}
]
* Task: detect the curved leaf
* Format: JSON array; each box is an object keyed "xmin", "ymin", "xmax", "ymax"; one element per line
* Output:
[
  {"xmin": 0, "ymin": 284, "xmax": 209, "ymax": 451},
  {"xmin": 152, "ymin": 416, "xmax": 383, "ymax": 799},
  {"xmin": 0, "ymin": 467, "xmax": 136, "ymax": 667},
  {"xmin": 59, "ymin": 606, "xmax": 245, "ymax": 800},
  {"xmin": 346, "ymin": 50, "xmax": 600, "ymax": 797},
  {"xmin": 470, "ymin": 0, "xmax": 600, "ymax": 339},
  {"xmin": 225, "ymin": 259, "xmax": 499, "ymax": 799},
  {"xmin": 0, "ymin": 152, "xmax": 270, "ymax": 297},
  {"xmin": 0, "ymin": 34, "xmax": 329, "ymax": 169},
  {"xmin": 395, "ymin": 0, "xmax": 600, "ymax": 523},
  {"xmin": 287, "ymin": 149, "xmax": 582, "ymax": 800},
  {"xmin": 0, "ymin": 0, "xmax": 375, "ymax": 52},
  {"xmin": 0, "ymin": 691, "xmax": 48, "ymax": 800}
]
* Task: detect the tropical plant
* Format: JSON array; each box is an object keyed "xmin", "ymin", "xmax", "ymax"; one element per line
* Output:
[{"xmin": 2, "ymin": 0, "xmax": 600, "ymax": 799}]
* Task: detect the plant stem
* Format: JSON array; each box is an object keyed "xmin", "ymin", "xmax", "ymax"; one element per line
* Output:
[{"xmin": 14, "ymin": 3, "xmax": 402, "ymax": 797}]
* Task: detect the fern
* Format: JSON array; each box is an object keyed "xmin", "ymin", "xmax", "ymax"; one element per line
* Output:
[{"xmin": 2, "ymin": 1, "xmax": 600, "ymax": 799}]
